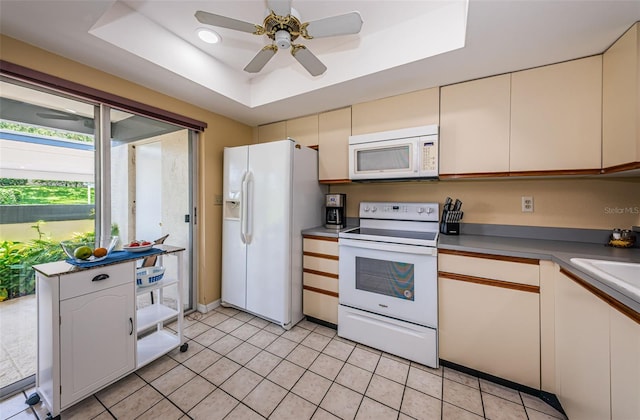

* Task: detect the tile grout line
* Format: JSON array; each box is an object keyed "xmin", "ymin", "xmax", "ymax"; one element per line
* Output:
[{"xmin": 135, "ymin": 372, "xmax": 193, "ymax": 419}]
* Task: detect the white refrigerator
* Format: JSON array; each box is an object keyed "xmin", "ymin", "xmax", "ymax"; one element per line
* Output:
[{"xmin": 222, "ymin": 139, "xmax": 325, "ymax": 329}]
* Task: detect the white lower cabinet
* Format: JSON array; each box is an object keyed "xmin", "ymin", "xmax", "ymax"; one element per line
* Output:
[
  {"xmin": 35, "ymin": 248, "xmax": 185, "ymax": 419},
  {"xmin": 438, "ymin": 250, "xmax": 541, "ymax": 389},
  {"xmin": 555, "ymin": 267, "xmax": 640, "ymax": 420},
  {"xmin": 59, "ymin": 281, "xmax": 135, "ymax": 408},
  {"xmin": 610, "ymin": 306, "xmax": 640, "ymax": 420},
  {"xmin": 555, "ymin": 269, "xmax": 610, "ymax": 420}
]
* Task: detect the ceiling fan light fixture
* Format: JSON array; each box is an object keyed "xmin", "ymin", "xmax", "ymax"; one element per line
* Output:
[
  {"xmin": 197, "ymin": 28, "xmax": 221, "ymax": 44},
  {"xmin": 275, "ymin": 30, "xmax": 291, "ymax": 49}
]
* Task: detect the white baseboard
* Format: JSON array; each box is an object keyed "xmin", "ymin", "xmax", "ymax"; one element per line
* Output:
[{"xmin": 196, "ymin": 299, "xmax": 221, "ymax": 314}]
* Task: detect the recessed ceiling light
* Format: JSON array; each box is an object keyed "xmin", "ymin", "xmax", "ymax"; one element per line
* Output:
[{"xmin": 197, "ymin": 28, "xmax": 220, "ymax": 44}]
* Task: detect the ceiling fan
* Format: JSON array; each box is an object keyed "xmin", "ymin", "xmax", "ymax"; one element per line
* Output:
[
  {"xmin": 195, "ymin": 0, "xmax": 363, "ymax": 76},
  {"xmin": 36, "ymin": 110, "xmax": 81, "ymax": 121}
]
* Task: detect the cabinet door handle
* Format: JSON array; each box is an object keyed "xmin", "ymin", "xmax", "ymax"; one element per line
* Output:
[
  {"xmin": 92, "ymin": 274, "xmax": 109, "ymax": 282},
  {"xmin": 129, "ymin": 317, "xmax": 133, "ymax": 335}
]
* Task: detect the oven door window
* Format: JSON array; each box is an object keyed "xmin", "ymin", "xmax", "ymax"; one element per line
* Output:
[{"xmin": 355, "ymin": 257, "xmax": 414, "ymax": 301}]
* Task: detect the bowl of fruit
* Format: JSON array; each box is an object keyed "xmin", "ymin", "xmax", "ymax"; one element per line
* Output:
[
  {"xmin": 60, "ymin": 236, "xmax": 119, "ymax": 263},
  {"xmin": 123, "ymin": 239, "xmax": 154, "ymax": 253}
]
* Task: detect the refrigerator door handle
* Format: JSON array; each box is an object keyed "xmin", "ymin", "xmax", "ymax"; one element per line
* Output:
[
  {"xmin": 240, "ymin": 170, "xmax": 249, "ymax": 244},
  {"xmin": 244, "ymin": 171, "xmax": 254, "ymax": 244}
]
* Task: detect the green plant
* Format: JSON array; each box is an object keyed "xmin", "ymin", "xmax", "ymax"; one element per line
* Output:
[
  {"xmin": 0, "ymin": 225, "xmax": 93, "ymax": 301},
  {"xmin": 0, "ymin": 178, "xmax": 27, "ymax": 186},
  {"xmin": 0, "ymin": 121, "xmax": 94, "ymax": 143},
  {"xmin": 0, "ymin": 185, "xmax": 94, "ymax": 205},
  {"xmin": 0, "ymin": 188, "xmax": 21, "ymax": 204}
]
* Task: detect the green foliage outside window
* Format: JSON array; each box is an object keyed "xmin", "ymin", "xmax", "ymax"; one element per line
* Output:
[
  {"xmin": 0, "ymin": 222, "xmax": 94, "ymax": 301},
  {"xmin": 0, "ymin": 120, "xmax": 93, "ymax": 143},
  {"xmin": 0, "ymin": 179, "xmax": 94, "ymax": 205}
]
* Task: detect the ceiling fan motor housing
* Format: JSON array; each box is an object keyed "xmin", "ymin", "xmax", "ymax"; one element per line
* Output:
[{"xmin": 275, "ymin": 30, "xmax": 291, "ymax": 49}]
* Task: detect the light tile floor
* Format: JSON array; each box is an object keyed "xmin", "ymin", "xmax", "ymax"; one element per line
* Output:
[
  {"xmin": 1, "ymin": 307, "xmax": 568, "ymax": 420},
  {"xmin": 0, "ymin": 295, "xmax": 37, "ymax": 389}
]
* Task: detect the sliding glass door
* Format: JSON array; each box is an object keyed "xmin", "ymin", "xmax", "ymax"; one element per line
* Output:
[
  {"xmin": 0, "ymin": 78, "xmax": 197, "ymax": 396},
  {"xmin": 109, "ymin": 108, "xmax": 194, "ymax": 310},
  {"xmin": 0, "ymin": 80, "xmax": 97, "ymax": 396}
]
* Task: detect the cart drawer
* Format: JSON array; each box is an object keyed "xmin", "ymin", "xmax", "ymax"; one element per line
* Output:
[{"xmin": 60, "ymin": 262, "xmax": 135, "ymax": 300}]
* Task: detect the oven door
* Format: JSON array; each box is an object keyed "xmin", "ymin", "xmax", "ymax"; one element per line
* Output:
[{"xmin": 338, "ymin": 238, "xmax": 437, "ymax": 328}]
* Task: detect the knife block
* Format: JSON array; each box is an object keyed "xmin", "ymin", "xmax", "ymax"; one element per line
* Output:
[{"xmin": 440, "ymin": 210, "xmax": 463, "ymax": 235}]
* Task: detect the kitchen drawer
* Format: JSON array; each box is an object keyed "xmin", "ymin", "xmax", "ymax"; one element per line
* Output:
[
  {"xmin": 439, "ymin": 251, "xmax": 539, "ymax": 286},
  {"xmin": 60, "ymin": 262, "xmax": 135, "ymax": 300},
  {"xmin": 303, "ymin": 289, "xmax": 338, "ymax": 324},
  {"xmin": 303, "ymin": 272, "xmax": 338, "ymax": 294},
  {"xmin": 303, "ymin": 255, "xmax": 339, "ymax": 275},
  {"xmin": 303, "ymin": 237, "xmax": 339, "ymax": 256}
]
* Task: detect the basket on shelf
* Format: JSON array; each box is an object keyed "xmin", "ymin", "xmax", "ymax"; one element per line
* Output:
[{"xmin": 136, "ymin": 266, "xmax": 165, "ymax": 287}]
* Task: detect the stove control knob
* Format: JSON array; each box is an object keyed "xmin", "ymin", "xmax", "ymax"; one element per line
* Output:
[
  {"xmin": 426, "ymin": 207, "xmax": 434, "ymax": 214},
  {"xmin": 371, "ymin": 206, "xmax": 377, "ymax": 213},
  {"xmin": 363, "ymin": 206, "xmax": 370, "ymax": 212},
  {"xmin": 417, "ymin": 207, "xmax": 425, "ymax": 214}
]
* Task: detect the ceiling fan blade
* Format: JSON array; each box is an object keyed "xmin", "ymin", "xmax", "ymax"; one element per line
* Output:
[
  {"xmin": 303, "ymin": 11, "xmax": 363, "ymax": 39},
  {"xmin": 291, "ymin": 45, "xmax": 327, "ymax": 76},
  {"xmin": 267, "ymin": 0, "xmax": 292, "ymax": 16},
  {"xmin": 36, "ymin": 112, "xmax": 80, "ymax": 121},
  {"xmin": 244, "ymin": 45, "xmax": 278, "ymax": 73},
  {"xmin": 195, "ymin": 10, "xmax": 259, "ymax": 34}
]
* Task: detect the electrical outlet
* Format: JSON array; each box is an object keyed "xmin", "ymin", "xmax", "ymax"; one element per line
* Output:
[
  {"xmin": 522, "ymin": 196, "xmax": 534, "ymax": 213},
  {"xmin": 214, "ymin": 195, "xmax": 223, "ymax": 205}
]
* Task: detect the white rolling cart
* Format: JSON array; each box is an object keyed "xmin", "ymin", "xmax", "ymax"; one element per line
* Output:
[
  {"xmin": 135, "ymin": 248, "xmax": 188, "ymax": 368},
  {"xmin": 31, "ymin": 245, "xmax": 187, "ymax": 420}
]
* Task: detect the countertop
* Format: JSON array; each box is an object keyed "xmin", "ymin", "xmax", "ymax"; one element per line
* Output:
[
  {"xmin": 303, "ymin": 224, "xmax": 640, "ymax": 313},
  {"xmin": 33, "ymin": 244, "xmax": 185, "ymax": 277},
  {"xmin": 439, "ymin": 234, "xmax": 640, "ymax": 314},
  {"xmin": 302, "ymin": 224, "xmax": 358, "ymax": 238}
]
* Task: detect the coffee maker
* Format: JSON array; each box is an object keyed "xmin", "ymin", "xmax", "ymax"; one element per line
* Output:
[{"xmin": 325, "ymin": 194, "xmax": 346, "ymax": 229}]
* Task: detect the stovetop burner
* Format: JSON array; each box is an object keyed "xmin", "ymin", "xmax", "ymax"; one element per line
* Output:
[{"xmin": 339, "ymin": 202, "xmax": 440, "ymax": 247}]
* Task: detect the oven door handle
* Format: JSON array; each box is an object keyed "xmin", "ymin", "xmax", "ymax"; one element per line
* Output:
[{"xmin": 339, "ymin": 238, "xmax": 437, "ymax": 256}]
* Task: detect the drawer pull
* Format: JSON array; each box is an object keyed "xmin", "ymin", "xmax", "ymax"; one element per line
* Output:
[
  {"xmin": 129, "ymin": 317, "xmax": 133, "ymax": 335},
  {"xmin": 92, "ymin": 274, "xmax": 110, "ymax": 282}
]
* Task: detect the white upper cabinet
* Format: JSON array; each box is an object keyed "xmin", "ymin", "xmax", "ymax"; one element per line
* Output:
[
  {"xmin": 510, "ymin": 56, "xmax": 602, "ymax": 173},
  {"xmin": 351, "ymin": 88, "xmax": 439, "ymax": 135},
  {"xmin": 286, "ymin": 114, "xmax": 319, "ymax": 147},
  {"xmin": 603, "ymin": 23, "xmax": 640, "ymax": 170},
  {"xmin": 318, "ymin": 107, "xmax": 351, "ymax": 182},
  {"xmin": 257, "ymin": 121, "xmax": 286, "ymax": 143},
  {"xmin": 440, "ymin": 74, "xmax": 511, "ymax": 176}
]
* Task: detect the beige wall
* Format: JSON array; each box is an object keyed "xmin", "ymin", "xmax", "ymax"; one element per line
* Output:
[
  {"xmin": 0, "ymin": 35, "xmax": 253, "ymax": 306},
  {"xmin": 331, "ymin": 178, "xmax": 640, "ymax": 230}
]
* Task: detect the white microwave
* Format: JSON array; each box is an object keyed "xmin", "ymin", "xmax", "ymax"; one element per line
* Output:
[{"xmin": 348, "ymin": 125, "xmax": 439, "ymax": 181}]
